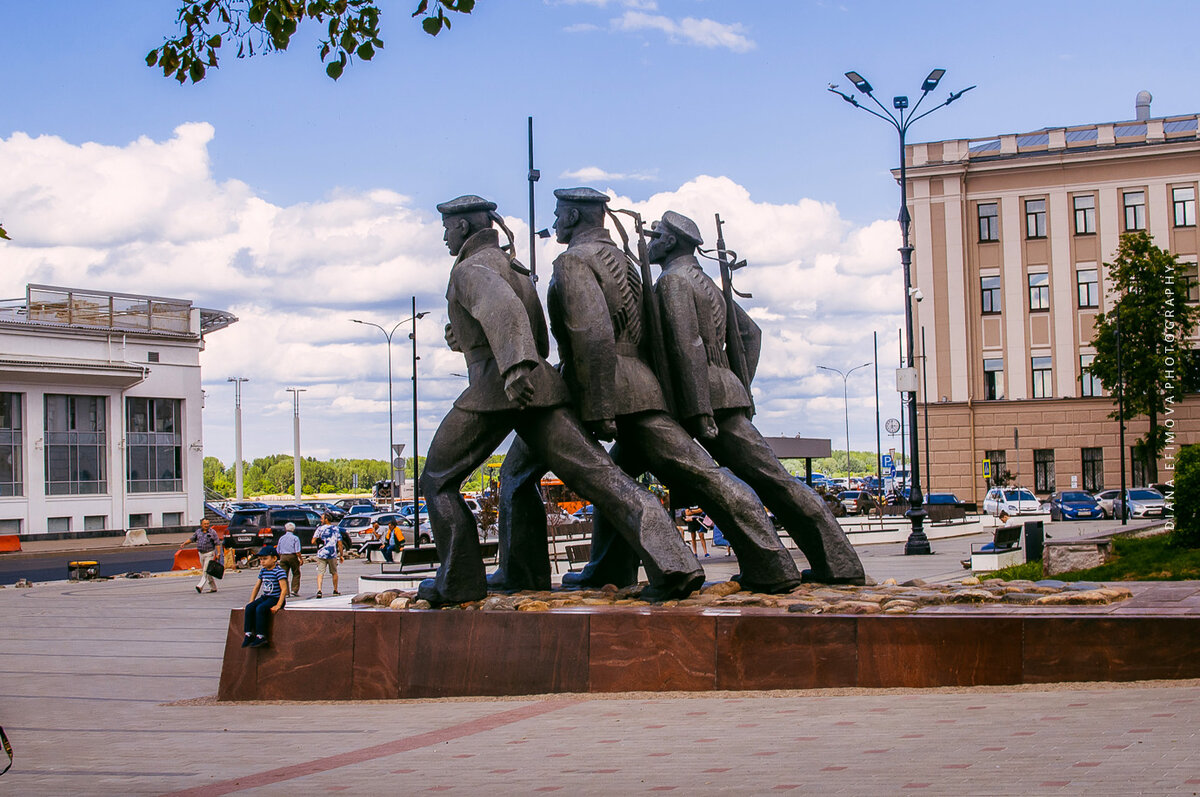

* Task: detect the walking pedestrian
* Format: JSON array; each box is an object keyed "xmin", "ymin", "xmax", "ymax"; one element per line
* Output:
[
  {"xmin": 276, "ymin": 522, "xmax": 303, "ymax": 597},
  {"xmin": 179, "ymin": 518, "xmax": 222, "ymax": 594},
  {"xmin": 242, "ymin": 546, "xmax": 287, "ymax": 649},
  {"xmin": 311, "ymin": 513, "xmax": 343, "ymax": 598}
]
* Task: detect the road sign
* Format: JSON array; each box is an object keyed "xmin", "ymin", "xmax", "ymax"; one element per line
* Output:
[
  {"xmin": 392, "ymin": 443, "xmax": 406, "ymax": 457},
  {"xmin": 393, "ymin": 457, "xmax": 405, "ymax": 469},
  {"xmin": 982, "ymin": 458, "xmax": 991, "ymax": 479},
  {"xmin": 881, "ymin": 454, "xmax": 894, "ymax": 470}
]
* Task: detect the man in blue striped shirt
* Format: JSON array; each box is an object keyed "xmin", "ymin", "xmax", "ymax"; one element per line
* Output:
[{"xmin": 242, "ymin": 546, "xmax": 287, "ymax": 649}]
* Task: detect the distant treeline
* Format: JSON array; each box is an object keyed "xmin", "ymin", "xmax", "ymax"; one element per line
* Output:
[{"xmin": 203, "ymin": 453, "xmax": 501, "ymax": 497}]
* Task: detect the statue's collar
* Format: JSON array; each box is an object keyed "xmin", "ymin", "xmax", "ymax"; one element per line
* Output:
[
  {"xmin": 567, "ymin": 225, "xmax": 615, "ymax": 247},
  {"xmin": 454, "ymin": 228, "xmax": 501, "ymax": 264},
  {"xmin": 662, "ymin": 253, "xmax": 701, "ymax": 272}
]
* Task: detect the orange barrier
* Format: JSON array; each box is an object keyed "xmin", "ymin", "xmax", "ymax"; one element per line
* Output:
[
  {"xmin": 0, "ymin": 534, "xmax": 20, "ymax": 552},
  {"xmin": 172, "ymin": 549, "xmax": 201, "ymax": 570}
]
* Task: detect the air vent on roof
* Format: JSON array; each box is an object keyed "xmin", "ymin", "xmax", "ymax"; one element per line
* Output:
[{"xmin": 147, "ymin": 351, "xmax": 160, "ymax": 363}]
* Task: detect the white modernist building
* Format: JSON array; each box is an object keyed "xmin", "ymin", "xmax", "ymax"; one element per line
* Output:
[{"xmin": 0, "ymin": 284, "xmax": 235, "ymax": 538}]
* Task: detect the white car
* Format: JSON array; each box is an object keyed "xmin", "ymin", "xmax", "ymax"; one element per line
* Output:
[{"xmin": 983, "ymin": 487, "xmax": 1041, "ymax": 517}]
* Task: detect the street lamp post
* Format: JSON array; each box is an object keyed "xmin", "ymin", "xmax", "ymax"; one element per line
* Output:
[
  {"xmin": 409, "ymin": 295, "xmax": 425, "ymax": 543},
  {"xmin": 352, "ymin": 310, "xmax": 429, "ymax": 496},
  {"xmin": 285, "ymin": 387, "xmax": 306, "ymax": 502},
  {"xmin": 226, "ymin": 377, "xmax": 248, "ymax": 499},
  {"xmin": 819, "ymin": 363, "xmax": 871, "ymax": 484},
  {"xmin": 829, "ymin": 68, "xmax": 974, "ymax": 555}
]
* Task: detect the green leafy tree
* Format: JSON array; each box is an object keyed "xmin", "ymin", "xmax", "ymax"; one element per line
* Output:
[
  {"xmin": 148, "ymin": 0, "xmax": 476, "ymax": 83},
  {"xmin": 1089, "ymin": 232, "xmax": 1200, "ymax": 484}
]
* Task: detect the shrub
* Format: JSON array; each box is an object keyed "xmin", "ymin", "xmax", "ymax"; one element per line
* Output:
[{"xmin": 1172, "ymin": 444, "xmax": 1199, "ymax": 548}]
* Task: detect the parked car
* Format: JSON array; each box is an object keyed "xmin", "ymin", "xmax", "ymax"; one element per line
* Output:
[
  {"xmin": 982, "ymin": 487, "xmax": 1041, "ymax": 517},
  {"xmin": 1094, "ymin": 489, "xmax": 1121, "ymax": 519},
  {"xmin": 571, "ymin": 504, "xmax": 595, "ymax": 521},
  {"xmin": 1048, "ymin": 491, "xmax": 1104, "ymax": 521},
  {"xmin": 303, "ymin": 501, "xmax": 346, "ymax": 521},
  {"xmin": 836, "ymin": 490, "xmax": 876, "ymax": 515},
  {"xmin": 347, "ymin": 503, "xmax": 380, "ymax": 516},
  {"xmin": 397, "ymin": 502, "xmax": 428, "ymax": 519},
  {"xmin": 333, "ymin": 497, "xmax": 375, "ymax": 512},
  {"xmin": 1113, "ymin": 488, "xmax": 1169, "ymax": 519},
  {"xmin": 224, "ymin": 507, "xmax": 323, "ymax": 554},
  {"xmin": 926, "ymin": 493, "xmax": 964, "ymax": 506}
]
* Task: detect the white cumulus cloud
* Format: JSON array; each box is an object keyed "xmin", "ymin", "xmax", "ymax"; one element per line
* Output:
[
  {"xmin": 612, "ymin": 11, "xmax": 755, "ymax": 52},
  {"xmin": 0, "ymin": 127, "xmax": 897, "ymax": 461},
  {"xmin": 559, "ymin": 165, "xmax": 657, "ymax": 183}
]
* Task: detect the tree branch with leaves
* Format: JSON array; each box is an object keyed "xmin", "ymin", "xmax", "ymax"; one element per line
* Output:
[
  {"xmin": 1089, "ymin": 231, "xmax": 1199, "ymax": 484},
  {"xmin": 148, "ymin": 0, "xmax": 476, "ymax": 83}
]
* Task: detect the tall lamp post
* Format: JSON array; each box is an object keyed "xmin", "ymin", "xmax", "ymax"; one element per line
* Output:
[
  {"xmin": 285, "ymin": 387, "xmax": 306, "ymax": 502},
  {"xmin": 227, "ymin": 377, "xmax": 248, "ymax": 499},
  {"xmin": 409, "ymin": 296, "xmax": 426, "ymax": 543},
  {"xmin": 819, "ymin": 363, "xmax": 871, "ymax": 484},
  {"xmin": 829, "ymin": 68, "xmax": 974, "ymax": 555},
  {"xmin": 352, "ymin": 311, "xmax": 429, "ymax": 495}
]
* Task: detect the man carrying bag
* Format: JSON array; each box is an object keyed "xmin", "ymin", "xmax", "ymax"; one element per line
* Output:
[{"xmin": 180, "ymin": 518, "xmax": 223, "ymax": 594}]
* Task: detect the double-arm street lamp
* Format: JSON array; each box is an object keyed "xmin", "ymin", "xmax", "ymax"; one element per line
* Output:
[
  {"xmin": 352, "ymin": 306, "xmax": 429, "ymax": 499},
  {"xmin": 818, "ymin": 363, "xmax": 871, "ymax": 484},
  {"xmin": 829, "ymin": 68, "xmax": 974, "ymax": 555}
]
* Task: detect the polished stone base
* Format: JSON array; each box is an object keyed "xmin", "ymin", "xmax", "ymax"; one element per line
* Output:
[{"xmin": 218, "ymin": 605, "xmax": 1200, "ymax": 700}]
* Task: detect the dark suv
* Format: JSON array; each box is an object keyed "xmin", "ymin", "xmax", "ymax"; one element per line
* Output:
[{"xmin": 224, "ymin": 507, "xmax": 324, "ymax": 554}]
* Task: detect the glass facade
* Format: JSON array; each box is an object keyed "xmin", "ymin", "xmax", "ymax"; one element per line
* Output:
[
  {"xmin": 126, "ymin": 398, "xmax": 183, "ymax": 493},
  {"xmin": 0, "ymin": 393, "xmax": 22, "ymax": 497},
  {"xmin": 44, "ymin": 395, "xmax": 107, "ymax": 495}
]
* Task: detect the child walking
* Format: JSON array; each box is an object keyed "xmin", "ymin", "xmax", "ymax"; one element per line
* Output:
[{"xmin": 242, "ymin": 545, "xmax": 287, "ymax": 649}]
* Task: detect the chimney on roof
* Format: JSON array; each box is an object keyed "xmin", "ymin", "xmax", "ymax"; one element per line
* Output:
[{"xmin": 1135, "ymin": 90, "xmax": 1153, "ymax": 121}]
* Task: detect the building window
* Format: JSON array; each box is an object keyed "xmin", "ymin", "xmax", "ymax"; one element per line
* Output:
[
  {"xmin": 985, "ymin": 449, "xmax": 1007, "ymax": 487},
  {"xmin": 1183, "ymin": 263, "xmax": 1199, "ymax": 303},
  {"xmin": 1076, "ymin": 268, "xmax": 1099, "ymax": 308},
  {"xmin": 1073, "ymin": 194, "xmax": 1096, "ymax": 234},
  {"xmin": 1028, "ymin": 273, "xmax": 1050, "ymax": 311},
  {"xmin": 1123, "ymin": 190, "xmax": 1146, "ymax": 231},
  {"xmin": 84, "ymin": 515, "xmax": 107, "ymax": 531},
  {"xmin": 0, "ymin": 393, "xmax": 22, "ymax": 497},
  {"xmin": 1131, "ymin": 448, "xmax": 1148, "ymax": 488},
  {"xmin": 44, "ymin": 395, "xmax": 107, "ymax": 495},
  {"xmin": 0, "ymin": 519, "xmax": 21, "ymax": 534},
  {"xmin": 1025, "ymin": 198, "xmax": 1047, "ymax": 239},
  {"xmin": 1034, "ymin": 449, "xmax": 1056, "ymax": 494},
  {"xmin": 1174, "ymin": 186, "xmax": 1197, "ymax": 228},
  {"xmin": 1080, "ymin": 354, "xmax": 1103, "ymax": 397},
  {"xmin": 981, "ymin": 276, "xmax": 1002, "ymax": 314},
  {"xmin": 47, "ymin": 517, "xmax": 71, "ymax": 533},
  {"xmin": 126, "ymin": 398, "xmax": 183, "ymax": 493},
  {"xmin": 983, "ymin": 359, "xmax": 1004, "ymax": 401},
  {"xmin": 128, "ymin": 513, "xmax": 151, "ymax": 529},
  {"xmin": 163, "ymin": 511, "xmax": 183, "ymax": 526},
  {"xmin": 978, "ymin": 202, "xmax": 999, "ymax": 242},
  {"xmin": 1031, "ymin": 356, "xmax": 1053, "ymax": 398},
  {"xmin": 1081, "ymin": 447, "xmax": 1103, "ymax": 492}
]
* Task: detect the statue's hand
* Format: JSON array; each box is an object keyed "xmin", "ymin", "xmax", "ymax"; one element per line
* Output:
[
  {"xmin": 503, "ymin": 363, "xmax": 537, "ymax": 408},
  {"xmin": 444, "ymin": 323, "xmax": 461, "ymax": 352},
  {"xmin": 587, "ymin": 418, "xmax": 618, "ymax": 442},
  {"xmin": 687, "ymin": 414, "xmax": 718, "ymax": 441}
]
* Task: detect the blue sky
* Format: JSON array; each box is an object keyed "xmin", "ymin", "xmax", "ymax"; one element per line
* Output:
[{"xmin": 1, "ymin": 1, "xmax": 1197, "ymax": 467}]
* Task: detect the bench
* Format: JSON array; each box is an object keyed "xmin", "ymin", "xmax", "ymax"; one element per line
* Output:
[
  {"xmin": 565, "ymin": 542, "xmax": 591, "ymax": 570},
  {"xmin": 378, "ymin": 541, "xmax": 500, "ymax": 578},
  {"xmin": 963, "ymin": 525, "xmax": 1024, "ymax": 572}
]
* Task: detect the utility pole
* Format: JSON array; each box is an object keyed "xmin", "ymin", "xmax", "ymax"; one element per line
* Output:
[
  {"xmin": 286, "ymin": 387, "xmax": 305, "ymax": 502},
  {"xmin": 227, "ymin": 377, "xmax": 248, "ymax": 499}
]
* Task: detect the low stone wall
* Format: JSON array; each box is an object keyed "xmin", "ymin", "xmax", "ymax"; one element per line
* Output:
[{"xmin": 1043, "ymin": 520, "xmax": 1171, "ymax": 576}]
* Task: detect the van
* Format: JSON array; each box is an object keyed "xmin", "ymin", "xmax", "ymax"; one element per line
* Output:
[{"xmin": 224, "ymin": 507, "xmax": 324, "ymax": 554}]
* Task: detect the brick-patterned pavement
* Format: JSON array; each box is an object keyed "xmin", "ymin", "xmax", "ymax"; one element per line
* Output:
[{"xmin": 0, "ymin": 528, "xmax": 1196, "ymax": 796}]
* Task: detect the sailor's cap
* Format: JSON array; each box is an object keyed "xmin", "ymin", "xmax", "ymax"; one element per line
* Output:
[
  {"xmin": 654, "ymin": 210, "xmax": 703, "ymax": 247},
  {"xmin": 552, "ymin": 187, "xmax": 611, "ymax": 205},
  {"xmin": 436, "ymin": 195, "xmax": 498, "ymax": 216}
]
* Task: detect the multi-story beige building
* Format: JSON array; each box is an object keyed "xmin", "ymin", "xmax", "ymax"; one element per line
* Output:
[{"xmin": 903, "ymin": 93, "xmax": 1198, "ymax": 503}]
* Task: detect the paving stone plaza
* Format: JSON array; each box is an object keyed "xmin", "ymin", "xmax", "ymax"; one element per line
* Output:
[{"xmin": 1, "ymin": 523, "xmax": 1198, "ymax": 795}]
